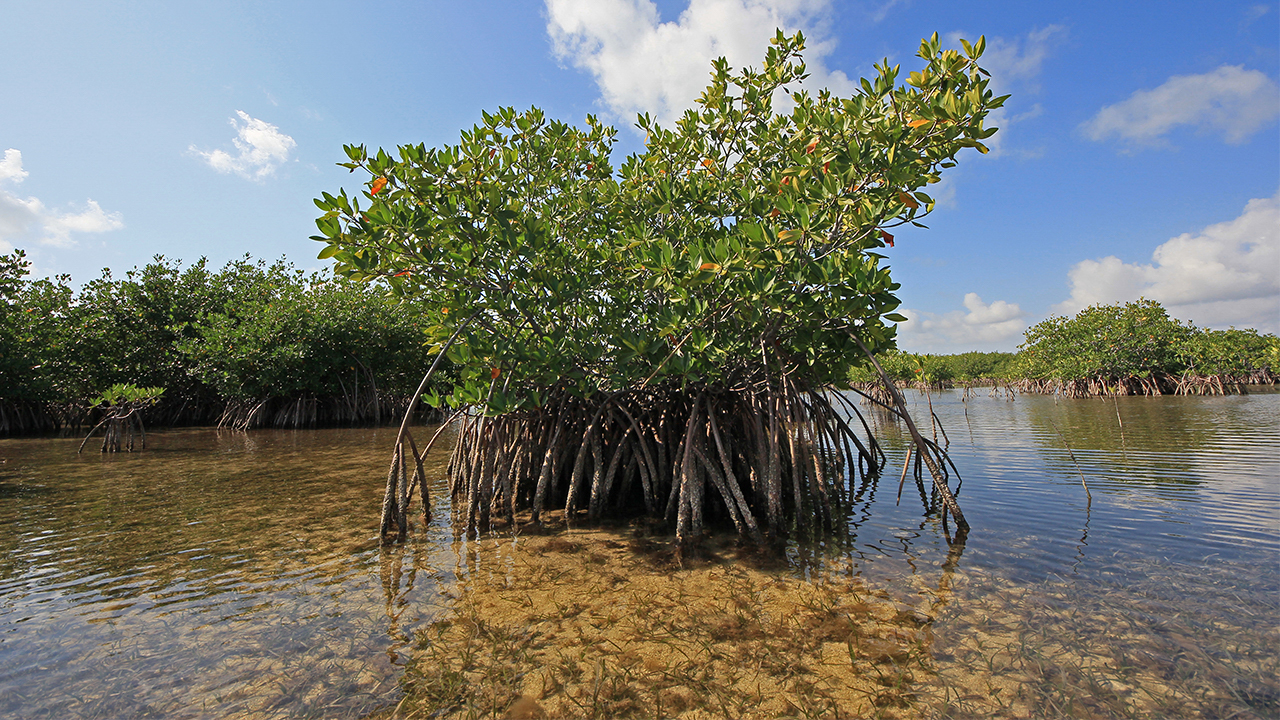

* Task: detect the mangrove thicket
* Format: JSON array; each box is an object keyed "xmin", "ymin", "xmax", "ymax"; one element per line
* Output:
[
  {"xmin": 313, "ymin": 32, "xmax": 1007, "ymax": 547},
  {"xmin": 0, "ymin": 252, "xmax": 442, "ymax": 435},
  {"xmin": 1011, "ymin": 299, "xmax": 1278, "ymax": 396}
]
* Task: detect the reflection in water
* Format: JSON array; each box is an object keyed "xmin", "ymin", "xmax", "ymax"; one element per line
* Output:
[
  {"xmin": 0, "ymin": 427, "xmax": 458, "ymax": 719},
  {"xmin": 0, "ymin": 390, "xmax": 1276, "ymax": 718}
]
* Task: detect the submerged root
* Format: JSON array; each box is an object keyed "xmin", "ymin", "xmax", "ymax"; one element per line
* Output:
[
  {"xmin": 214, "ymin": 393, "xmax": 430, "ymax": 431},
  {"xmin": 77, "ymin": 406, "xmax": 148, "ymax": 453}
]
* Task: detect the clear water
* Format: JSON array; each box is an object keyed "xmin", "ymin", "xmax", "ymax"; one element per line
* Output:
[{"xmin": 0, "ymin": 390, "xmax": 1276, "ymax": 718}]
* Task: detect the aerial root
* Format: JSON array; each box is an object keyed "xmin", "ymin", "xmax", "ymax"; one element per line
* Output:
[{"xmin": 381, "ymin": 380, "xmax": 909, "ymax": 549}]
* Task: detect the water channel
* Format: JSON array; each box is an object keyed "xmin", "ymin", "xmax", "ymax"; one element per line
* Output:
[{"xmin": 1, "ymin": 389, "xmax": 1276, "ymax": 718}]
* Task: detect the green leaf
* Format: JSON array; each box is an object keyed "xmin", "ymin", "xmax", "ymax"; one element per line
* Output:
[{"xmin": 778, "ymin": 229, "xmax": 804, "ymax": 244}]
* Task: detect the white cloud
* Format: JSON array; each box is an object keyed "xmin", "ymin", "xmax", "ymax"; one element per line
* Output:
[
  {"xmin": 1242, "ymin": 3, "xmax": 1270, "ymax": 27},
  {"xmin": 946, "ymin": 25, "xmax": 1065, "ymax": 157},
  {"xmin": 970, "ymin": 25, "xmax": 1064, "ymax": 93},
  {"xmin": 867, "ymin": 0, "xmax": 909, "ymax": 23},
  {"xmin": 1054, "ymin": 191, "xmax": 1280, "ymax": 332},
  {"xmin": 897, "ymin": 293, "xmax": 1027, "ymax": 353},
  {"xmin": 0, "ymin": 149, "xmax": 28, "ymax": 184},
  {"xmin": 0, "ymin": 149, "xmax": 124, "ymax": 249},
  {"xmin": 191, "ymin": 111, "xmax": 296, "ymax": 180},
  {"xmin": 1082, "ymin": 65, "xmax": 1280, "ymax": 146},
  {"xmin": 544, "ymin": 0, "xmax": 855, "ymax": 127},
  {"xmin": 39, "ymin": 200, "xmax": 126, "ymax": 247}
]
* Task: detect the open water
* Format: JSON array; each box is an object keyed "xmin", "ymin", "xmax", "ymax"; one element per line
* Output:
[{"xmin": 0, "ymin": 389, "xmax": 1276, "ymax": 718}]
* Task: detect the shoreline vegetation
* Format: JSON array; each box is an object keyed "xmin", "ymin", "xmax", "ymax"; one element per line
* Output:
[
  {"xmin": 2, "ymin": 250, "xmax": 1274, "ymax": 440},
  {"xmin": 2, "ymin": 246, "xmax": 1274, "ymax": 440},
  {"xmin": 0, "ymin": 250, "xmax": 446, "ymax": 437},
  {"xmin": 849, "ymin": 299, "xmax": 1277, "ymax": 398}
]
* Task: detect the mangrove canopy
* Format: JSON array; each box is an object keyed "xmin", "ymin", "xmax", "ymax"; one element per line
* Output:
[
  {"xmin": 313, "ymin": 32, "xmax": 1006, "ymax": 547},
  {"xmin": 1013, "ymin": 299, "xmax": 1279, "ymax": 396},
  {"xmin": 0, "ymin": 253, "xmax": 440, "ymax": 435}
]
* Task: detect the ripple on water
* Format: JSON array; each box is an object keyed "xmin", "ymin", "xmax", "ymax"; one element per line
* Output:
[{"xmin": 0, "ymin": 395, "xmax": 1277, "ymax": 718}]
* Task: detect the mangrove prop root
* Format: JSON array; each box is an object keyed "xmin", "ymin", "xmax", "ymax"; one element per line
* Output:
[
  {"xmin": 849, "ymin": 331, "xmax": 969, "ymax": 536},
  {"xmin": 77, "ymin": 405, "xmax": 148, "ymax": 454},
  {"xmin": 1012, "ymin": 369, "xmax": 1275, "ymax": 399},
  {"xmin": 379, "ymin": 351, "xmax": 968, "ymax": 547},
  {"xmin": 383, "ymin": 377, "xmax": 916, "ymax": 550},
  {"xmin": 379, "ymin": 313, "xmax": 477, "ymax": 542}
]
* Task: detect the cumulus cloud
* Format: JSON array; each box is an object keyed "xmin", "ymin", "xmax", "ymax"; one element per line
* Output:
[
  {"xmin": 191, "ymin": 111, "xmax": 296, "ymax": 180},
  {"xmin": 945, "ymin": 25, "xmax": 1065, "ymax": 157},
  {"xmin": 1082, "ymin": 65, "xmax": 1280, "ymax": 146},
  {"xmin": 969, "ymin": 24, "xmax": 1064, "ymax": 93},
  {"xmin": 1053, "ymin": 191, "xmax": 1280, "ymax": 332},
  {"xmin": 0, "ymin": 149, "xmax": 124, "ymax": 250},
  {"xmin": 897, "ymin": 293, "xmax": 1027, "ymax": 353},
  {"xmin": 0, "ymin": 149, "xmax": 29, "ymax": 184},
  {"xmin": 544, "ymin": 0, "xmax": 855, "ymax": 128}
]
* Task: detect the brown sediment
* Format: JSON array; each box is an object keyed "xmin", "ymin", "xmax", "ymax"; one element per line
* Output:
[
  {"xmin": 917, "ymin": 572, "xmax": 1280, "ymax": 720},
  {"xmin": 380, "ymin": 526, "xmax": 937, "ymax": 719},
  {"xmin": 376, "ymin": 525, "xmax": 1280, "ymax": 720}
]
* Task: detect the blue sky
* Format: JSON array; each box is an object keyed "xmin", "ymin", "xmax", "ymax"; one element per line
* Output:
[{"xmin": 2, "ymin": 0, "xmax": 1277, "ymax": 352}]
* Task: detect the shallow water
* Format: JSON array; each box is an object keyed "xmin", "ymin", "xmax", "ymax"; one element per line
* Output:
[
  {"xmin": 0, "ymin": 390, "xmax": 1276, "ymax": 718},
  {"xmin": 0, "ymin": 427, "xmax": 460, "ymax": 719}
]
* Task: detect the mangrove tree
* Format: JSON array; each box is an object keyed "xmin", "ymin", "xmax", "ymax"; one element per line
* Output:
[{"xmin": 313, "ymin": 32, "xmax": 1007, "ymax": 547}]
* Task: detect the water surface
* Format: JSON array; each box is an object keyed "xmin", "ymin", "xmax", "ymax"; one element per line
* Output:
[{"xmin": 0, "ymin": 390, "xmax": 1276, "ymax": 718}]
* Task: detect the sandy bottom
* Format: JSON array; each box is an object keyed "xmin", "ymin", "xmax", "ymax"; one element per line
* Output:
[{"xmin": 373, "ymin": 521, "xmax": 1279, "ymax": 720}]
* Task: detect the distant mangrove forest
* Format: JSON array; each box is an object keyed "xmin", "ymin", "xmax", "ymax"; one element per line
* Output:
[
  {"xmin": 0, "ymin": 249, "xmax": 441, "ymax": 436},
  {"xmin": 853, "ymin": 298, "xmax": 1278, "ymax": 397}
]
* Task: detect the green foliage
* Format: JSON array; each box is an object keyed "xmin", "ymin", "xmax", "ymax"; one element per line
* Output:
[
  {"xmin": 843, "ymin": 309, "xmax": 1271, "ymax": 390},
  {"xmin": 939, "ymin": 351, "xmax": 1016, "ymax": 380},
  {"xmin": 1014, "ymin": 299, "xmax": 1187, "ymax": 382},
  {"xmin": 176, "ymin": 260, "xmax": 435, "ymax": 401},
  {"xmin": 54, "ymin": 257, "xmax": 232, "ymax": 402},
  {"xmin": 0, "ymin": 250, "xmax": 75, "ymax": 402},
  {"xmin": 90, "ymin": 384, "xmax": 165, "ymax": 408},
  {"xmin": 848, "ymin": 351, "xmax": 934, "ymax": 384},
  {"xmin": 847, "ymin": 350, "xmax": 1016, "ymax": 385},
  {"xmin": 1175, "ymin": 327, "xmax": 1278, "ymax": 377},
  {"xmin": 1014, "ymin": 298, "xmax": 1277, "ymax": 383},
  {"xmin": 0, "ymin": 252, "xmax": 439, "ymax": 429},
  {"xmin": 314, "ymin": 32, "xmax": 1006, "ymax": 412}
]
